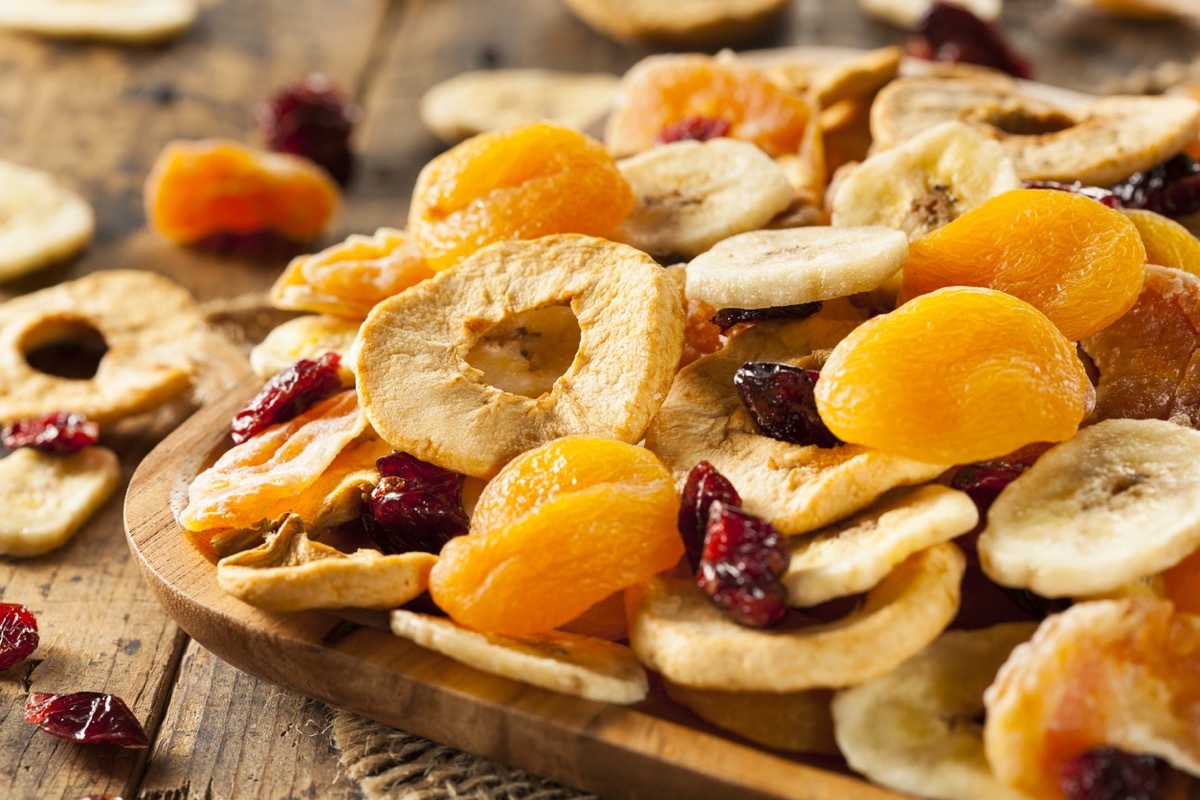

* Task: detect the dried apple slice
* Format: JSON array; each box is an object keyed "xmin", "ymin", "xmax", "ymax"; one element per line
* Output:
[
  {"xmin": 663, "ymin": 680, "xmax": 839, "ymax": 754},
  {"xmin": 0, "ymin": 0, "xmax": 197, "ymax": 43},
  {"xmin": 0, "ymin": 160, "xmax": 93, "ymax": 282},
  {"xmin": 0, "ymin": 447, "xmax": 120, "ymax": 557}
]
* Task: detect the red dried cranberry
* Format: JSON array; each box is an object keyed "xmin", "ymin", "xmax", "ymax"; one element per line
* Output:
[
  {"xmin": 696, "ymin": 501, "xmax": 790, "ymax": 628},
  {"xmin": 256, "ymin": 73, "xmax": 359, "ymax": 185},
  {"xmin": 657, "ymin": 116, "xmax": 732, "ymax": 144},
  {"xmin": 909, "ymin": 2, "xmax": 1033, "ymax": 79},
  {"xmin": 678, "ymin": 461, "xmax": 742, "ymax": 574},
  {"xmin": 1110, "ymin": 154, "xmax": 1200, "ymax": 219},
  {"xmin": 2, "ymin": 412, "xmax": 98, "ymax": 455},
  {"xmin": 24, "ymin": 692, "xmax": 150, "ymax": 748},
  {"xmin": 950, "ymin": 459, "xmax": 1031, "ymax": 514},
  {"xmin": 362, "ymin": 452, "xmax": 469, "ymax": 555},
  {"xmin": 1059, "ymin": 747, "xmax": 1169, "ymax": 800},
  {"xmin": 1025, "ymin": 180, "xmax": 1123, "ymax": 209},
  {"xmin": 734, "ymin": 362, "xmax": 841, "ymax": 448},
  {"xmin": 999, "ymin": 587, "xmax": 1073, "ymax": 620},
  {"xmin": 0, "ymin": 603, "xmax": 38, "ymax": 671},
  {"xmin": 710, "ymin": 301, "xmax": 823, "ymax": 333},
  {"xmin": 231, "ymin": 352, "xmax": 343, "ymax": 444}
]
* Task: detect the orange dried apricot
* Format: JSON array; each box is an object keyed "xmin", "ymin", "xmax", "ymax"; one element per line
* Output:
[
  {"xmin": 408, "ymin": 122, "xmax": 634, "ymax": 272},
  {"xmin": 814, "ymin": 287, "xmax": 1095, "ymax": 465},
  {"xmin": 1081, "ymin": 265, "xmax": 1200, "ymax": 429},
  {"xmin": 145, "ymin": 139, "xmax": 338, "ymax": 244},
  {"xmin": 1165, "ymin": 547, "xmax": 1200, "ymax": 614},
  {"xmin": 899, "ymin": 188, "xmax": 1146, "ymax": 341},
  {"xmin": 429, "ymin": 436, "xmax": 682, "ymax": 637},
  {"xmin": 1123, "ymin": 208, "xmax": 1200, "ymax": 278},
  {"xmin": 605, "ymin": 54, "xmax": 811, "ymax": 158}
]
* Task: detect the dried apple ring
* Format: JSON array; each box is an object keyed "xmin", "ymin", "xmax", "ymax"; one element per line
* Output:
[
  {"xmin": 0, "ymin": 270, "xmax": 199, "ymax": 424},
  {"xmin": 356, "ymin": 234, "xmax": 684, "ymax": 478}
]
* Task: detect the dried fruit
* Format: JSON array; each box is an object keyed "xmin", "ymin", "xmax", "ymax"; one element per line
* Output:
[
  {"xmin": 678, "ymin": 461, "xmax": 742, "ymax": 574},
  {"xmin": 24, "ymin": 692, "xmax": 149, "ymax": 747},
  {"xmin": 0, "ymin": 603, "xmax": 38, "ymax": 670},
  {"xmin": 408, "ymin": 123, "xmax": 633, "ymax": 272},
  {"xmin": 231, "ymin": 352, "xmax": 343, "ymax": 444},
  {"xmin": 710, "ymin": 302, "xmax": 822, "ymax": 332},
  {"xmin": 256, "ymin": 73, "xmax": 358, "ymax": 185},
  {"xmin": 657, "ymin": 116, "xmax": 731, "ymax": 144},
  {"xmin": 696, "ymin": 501, "xmax": 790, "ymax": 628},
  {"xmin": 362, "ymin": 452, "xmax": 469, "ymax": 555},
  {"xmin": 900, "ymin": 188, "xmax": 1147, "ymax": 341},
  {"xmin": 1110, "ymin": 153, "xmax": 1200, "ymax": 219},
  {"xmin": 907, "ymin": 1, "xmax": 1033, "ymax": 79},
  {"xmin": 1059, "ymin": 747, "xmax": 1169, "ymax": 800},
  {"xmin": 815, "ymin": 287, "xmax": 1095, "ymax": 464},
  {"xmin": 948, "ymin": 444, "xmax": 1049, "ymax": 515},
  {"xmin": 2, "ymin": 412, "xmax": 98, "ymax": 455},
  {"xmin": 1122, "ymin": 208, "xmax": 1200, "ymax": 278},
  {"xmin": 1165, "ymin": 547, "xmax": 1200, "ymax": 614},
  {"xmin": 145, "ymin": 139, "xmax": 338, "ymax": 245},
  {"xmin": 734, "ymin": 362, "xmax": 840, "ymax": 448},
  {"xmin": 429, "ymin": 436, "xmax": 682, "ymax": 637}
]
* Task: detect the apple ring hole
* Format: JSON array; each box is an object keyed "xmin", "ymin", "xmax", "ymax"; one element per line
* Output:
[
  {"xmin": 464, "ymin": 304, "xmax": 582, "ymax": 399},
  {"xmin": 20, "ymin": 316, "xmax": 108, "ymax": 381},
  {"xmin": 978, "ymin": 105, "xmax": 1076, "ymax": 137}
]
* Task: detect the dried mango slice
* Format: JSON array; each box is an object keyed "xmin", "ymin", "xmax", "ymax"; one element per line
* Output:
[
  {"xmin": 261, "ymin": 431, "xmax": 392, "ymax": 532},
  {"xmin": 0, "ymin": 447, "xmax": 120, "ymax": 557}
]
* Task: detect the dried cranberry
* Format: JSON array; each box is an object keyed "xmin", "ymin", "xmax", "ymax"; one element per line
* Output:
[
  {"xmin": 710, "ymin": 301, "xmax": 823, "ymax": 333},
  {"xmin": 2, "ymin": 412, "xmax": 98, "ymax": 455},
  {"xmin": 1025, "ymin": 180, "xmax": 1123, "ymax": 209},
  {"xmin": 24, "ymin": 692, "xmax": 150, "ymax": 748},
  {"xmin": 1000, "ymin": 587, "xmax": 1072, "ymax": 620},
  {"xmin": 256, "ymin": 73, "xmax": 359, "ymax": 185},
  {"xmin": 1110, "ymin": 154, "xmax": 1200, "ymax": 219},
  {"xmin": 909, "ymin": 2, "xmax": 1033, "ymax": 79},
  {"xmin": 950, "ymin": 459, "xmax": 1031, "ymax": 515},
  {"xmin": 362, "ymin": 452, "xmax": 469, "ymax": 555},
  {"xmin": 678, "ymin": 461, "xmax": 742, "ymax": 574},
  {"xmin": 1059, "ymin": 747, "xmax": 1169, "ymax": 800},
  {"xmin": 657, "ymin": 116, "xmax": 732, "ymax": 144},
  {"xmin": 0, "ymin": 603, "xmax": 38, "ymax": 671},
  {"xmin": 696, "ymin": 501, "xmax": 790, "ymax": 628},
  {"xmin": 734, "ymin": 362, "xmax": 841, "ymax": 448},
  {"xmin": 230, "ymin": 352, "xmax": 343, "ymax": 444}
]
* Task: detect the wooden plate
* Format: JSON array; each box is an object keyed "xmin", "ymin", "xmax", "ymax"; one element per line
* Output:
[{"xmin": 124, "ymin": 379, "xmax": 904, "ymax": 800}]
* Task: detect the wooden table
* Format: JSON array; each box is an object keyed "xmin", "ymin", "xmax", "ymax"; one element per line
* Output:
[{"xmin": 0, "ymin": 1, "xmax": 1196, "ymax": 797}]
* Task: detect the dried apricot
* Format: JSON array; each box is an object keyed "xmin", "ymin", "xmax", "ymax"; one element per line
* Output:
[
  {"xmin": 408, "ymin": 122, "xmax": 633, "ymax": 272},
  {"xmin": 814, "ymin": 287, "xmax": 1095, "ymax": 464},
  {"xmin": 429, "ymin": 436, "xmax": 682, "ymax": 637},
  {"xmin": 1081, "ymin": 265, "xmax": 1200, "ymax": 429},
  {"xmin": 605, "ymin": 54, "xmax": 811, "ymax": 158},
  {"xmin": 1123, "ymin": 208, "xmax": 1200, "ymax": 278},
  {"xmin": 145, "ymin": 139, "xmax": 338, "ymax": 244},
  {"xmin": 899, "ymin": 188, "xmax": 1146, "ymax": 341}
]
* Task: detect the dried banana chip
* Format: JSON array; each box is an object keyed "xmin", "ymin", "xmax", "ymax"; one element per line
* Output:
[
  {"xmin": 217, "ymin": 514, "xmax": 435, "ymax": 611},
  {"xmin": 390, "ymin": 610, "xmax": 648, "ymax": 704},
  {"xmin": 663, "ymin": 680, "xmax": 839, "ymax": 754},
  {"xmin": 0, "ymin": 160, "xmax": 93, "ymax": 282},
  {"xmin": 0, "ymin": 446, "xmax": 120, "ymax": 557},
  {"xmin": 249, "ymin": 315, "xmax": 360, "ymax": 380},
  {"xmin": 0, "ymin": 0, "xmax": 197, "ymax": 43}
]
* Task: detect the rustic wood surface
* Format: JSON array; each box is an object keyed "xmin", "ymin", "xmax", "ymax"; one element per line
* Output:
[{"xmin": 0, "ymin": 0, "xmax": 1197, "ymax": 798}]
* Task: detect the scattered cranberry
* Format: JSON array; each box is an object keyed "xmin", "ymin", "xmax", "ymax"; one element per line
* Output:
[
  {"xmin": 230, "ymin": 352, "xmax": 343, "ymax": 444},
  {"xmin": 2, "ymin": 412, "xmax": 98, "ymax": 455},
  {"xmin": 678, "ymin": 461, "xmax": 742, "ymax": 574},
  {"xmin": 710, "ymin": 301, "xmax": 822, "ymax": 333},
  {"xmin": 1025, "ymin": 180, "xmax": 1123, "ymax": 209},
  {"xmin": 24, "ymin": 692, "xmax": 150, "ymax": 748},
  {"xmin": 256, "ymin": 73, "xmax": 359, "ymax": 185},
  {"xmin": 734, "ymin": 362, "xmax": 841, "ymax": 448},
  {"xmin": 0, "ymin": 603, "xmax": 38, "ymax": 671},
  {"xmin": 362, "ymin": 452, "xmax": 469, "ymax": 555},
  {"xmin": 950, "ymin": 459, "xmax": 1032, "ymax": 515},
  {"xmin": 908, "ymin": 2, "xmax": 1033, "ymax": 79},
  {"xmin": 696, "ymin": 501, "xmax": 790, "ymax": 628},
  {"xmin": 1059, "ymin": 747, "xmax": 1169, "ymax": 800},
  {"xmin": 1110, "ymin": 154, "xmax": 1200, "ymax": 219},
  {"xmin": 657, "ymin": 116, "xmax": 732, "ymax": 144}
]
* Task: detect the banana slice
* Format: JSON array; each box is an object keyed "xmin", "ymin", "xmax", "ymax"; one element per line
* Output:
[
  {"xmin": 558, "ymin": 0, "xmax": 788, "ymax": 49},
  {"xmin": 390, "ymin": 610, "xmax": 648, "ymax": 705},
  {"xmin": 0, "ymin": 446, "xmax": 120, "ymax": 557},
  {"xmin": 644, "ymin": 317, "xmax": 949, "ymax": 535},
  {"xmin": 628, "ymin": 543, "xmax": 964, "ymax": 692},
  {"xmin": 614, "ymin": 138, "xmax": 794, "ymax": 260},
  {"xmin": 0, "ymin": 160, "xmax": 93, "ymax": 282},
  {"xmin": 663, "ymin": 680, "xmax": 839, "ymax": 754},
  {"xmin": 832, "ymin": 623, "xmax": 1038, "ymax": 800},
  {"xmin": 786, "ymin": 485, "xmax": 978, "ymax": 607},
  {"xmin": 419, "ymin": 69, "xmax": 620, "ymax": 142},
  {"xmin": 830, "ymin": 121, "xmax": 1023, "ymax": 240},
  {"xmin": 217, "ymin": 514, "xmax": 435, "ymax": 612},
  {"xmin": 977, "ymin": 418, "xmax": 1200, "ymax": 598},
  {"xmin": 984, "ymin": 597, "xmax": 1200, "ymax": 798},
  {"xmin": 249, "ymin": 315, "xmax": 360, "ymax": 380},
  {"xmin": 684, "ymin": 226, "xmax": 908, "ymax": 310},
  {"xmin": 0, "ymin": 0, "xmax": 197, "ymax": 43},
  {"xmin": 858, "ymin": 0, "xmax": 1000, "ymax": 28}
]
